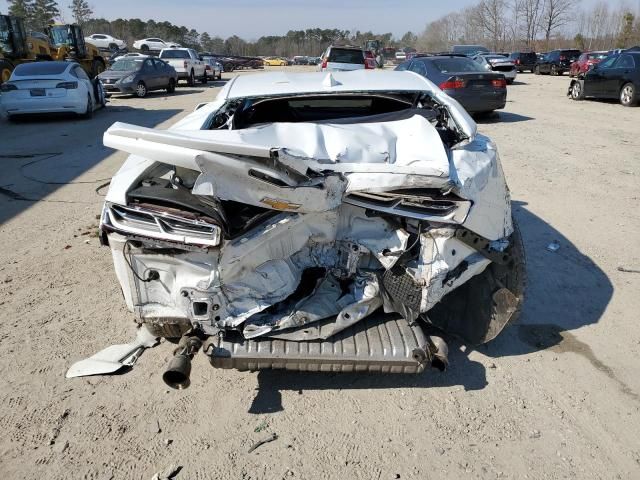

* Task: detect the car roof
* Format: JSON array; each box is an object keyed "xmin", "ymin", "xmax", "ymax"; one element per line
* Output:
[{"xmin": 225, "ymin": 70, "xmax": 433, "ymax": 99}]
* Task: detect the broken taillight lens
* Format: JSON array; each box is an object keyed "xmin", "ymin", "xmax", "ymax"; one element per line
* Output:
[{"xmin": 321, "ymin": 58, "xmax": 327, "ymax": 69}]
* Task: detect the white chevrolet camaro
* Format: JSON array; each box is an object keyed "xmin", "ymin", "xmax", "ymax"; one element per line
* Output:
[
  {"xmin": 0, "ymin": 61, "xmax": 105, "ymax": 120},
  {"xmin": 77, "ymin": 70, "xmax": 525, "ymax": 386}
]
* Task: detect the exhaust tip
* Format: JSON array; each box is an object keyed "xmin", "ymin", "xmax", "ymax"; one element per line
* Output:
[{"xmin": 162, "ymin": 354, "xmax": 192, "ymax": 389}]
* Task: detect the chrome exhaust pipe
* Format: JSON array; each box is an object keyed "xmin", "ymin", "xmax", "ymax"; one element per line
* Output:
[{"xmin": 163, "ymin": 336, "xmax": 202, "ymax": 389}]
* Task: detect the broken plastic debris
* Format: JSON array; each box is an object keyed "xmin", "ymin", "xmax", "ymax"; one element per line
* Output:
[
  {"xmin": 66, "ymin": 326, "xmax": 158, "ymax": 378},
  {"xmin": 546, "ymin": 241, "xmax": 560, "ymax": 252}
]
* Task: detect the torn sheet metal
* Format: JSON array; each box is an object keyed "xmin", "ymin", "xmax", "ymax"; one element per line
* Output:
[
  {"xmin": 66, "ymin": 326, "xmax": 158, "ymax": 378},
  {"xmin": 97, "ymin": 74, "xmax": 523, "ymax": 355}
]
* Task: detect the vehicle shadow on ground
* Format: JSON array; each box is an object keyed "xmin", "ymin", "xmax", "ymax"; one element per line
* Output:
[
  {"xmin": 0, "ymin": 105, "xmax": 182, "ymax": 225},
  {"xmin": 248, "ymin": 201, "xmax": 612, "ymax": 414},
  {"xmin": 475, "ymin": 111, "xmax": 534, "ymax": 123},
  {"xmin": 482, "ymin": 200, "xmax": 613, "ymax": 358}
]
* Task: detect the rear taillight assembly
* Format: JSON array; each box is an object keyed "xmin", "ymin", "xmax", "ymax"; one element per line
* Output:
[
  {"xmin": 439, "ymin": 80, "xmax": 465, "ymax": 90},
  {"xmin": 321, "ymin": 58, "xmax": 327, "ymax": 69},
  {"xmin": 559, "ymin": 55, "xmax": 566, "ymax": 61},
  {"xmin": 0, "ymin": 83, "xmax": 17, "ymax": 92},
  {"xmin": 205, "ymin": 65, "xmax": 212, "ymax": 71},
  {"xmin": 365, "ymin": 58, "xmax": 375, "ymax": 69},
  {"xmin": 55, "ymin": 81, "xmax": 78, "ymax": 89},
  {"xmin": 491, "ymin": 78, "xmax": 507, "ymax": 88},
  {"xmin": 515, "ymin": 59, "xmax": 520, "ymax": 64}
]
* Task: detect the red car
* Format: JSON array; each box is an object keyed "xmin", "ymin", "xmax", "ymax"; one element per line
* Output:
[{"xmin": 570, "ymin": 51, "xmax": 610, "ymax": 77}]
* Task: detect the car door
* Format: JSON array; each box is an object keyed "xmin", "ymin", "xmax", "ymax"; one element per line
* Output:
[
  {"xmin": 141, "ymin": 59, "xmax": 158, "ymax": 89},
  {"xmin": 189, "ymin": 49, "xmax": 203, "ymax": 76},
  {"xmin": 586, "ymin": 55, "xmax": 617, "ymax": 97},
  {"xmin": 152, "ymin": 58, "xmax": 169, "ymax": 87},
  {"xmin": 602, "ymin": 54, "xmax": 635, "ymax": 97}
]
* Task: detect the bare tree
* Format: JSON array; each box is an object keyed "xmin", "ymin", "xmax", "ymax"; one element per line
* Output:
[
  {"xmin": 476, "ymin": 0, "xmax": 507, "ymax": 51},
  {"xmin": 519, "ymin": 0, "xmax": 544, "ymax": 47},
  {"xmin": 541, "ymin": 0, "xmax": 576, "ymax": 46}
]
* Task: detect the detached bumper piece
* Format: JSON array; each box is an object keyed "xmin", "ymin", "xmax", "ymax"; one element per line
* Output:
[{"xmin": 204, "ymin": 313, "xmax": 447, "ymax": 374}]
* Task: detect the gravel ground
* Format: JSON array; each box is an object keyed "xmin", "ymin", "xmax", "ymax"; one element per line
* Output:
[{"xmin": 0, "ymin": 67, "xmax": 639, "ymax": 480}]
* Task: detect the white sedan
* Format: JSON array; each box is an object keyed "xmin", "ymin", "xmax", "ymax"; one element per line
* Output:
[
  {"xmin": 132, "ymin": 38, "xmax": 181, "ymax": 52},
  {"xmin": 85, "ymin": 33, "xmax": 126, "ymax": 51},
  {"xmin": 0, "ymin": 61, "xmax": 105, "ymax": 120}
]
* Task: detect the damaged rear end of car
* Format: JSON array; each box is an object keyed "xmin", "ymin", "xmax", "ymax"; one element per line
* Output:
[{"xmin": 98, "ymin": 70, "xmax": 525, "ymax": 387}]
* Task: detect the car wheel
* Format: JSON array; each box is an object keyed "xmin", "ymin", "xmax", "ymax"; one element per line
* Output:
[
  {"xmin": 550, "ymin": 65, "xmax": 558, "ymax": 76},
  {"xmin": 620, "ymin": 83, "xmax": 637, "ymax": 107},
  {"xmin": 1, "ymin": 59, "xmax": 14, "ymax": 84},
  {"xmin": 534, "ymin": 65, "xmax": 540, "ymax": 75},
  {"xmin": 166, "ymin": 78, "xmax": 176, "ymax": 93},
  {"xmin": 187, "ymin": 70, "xmax": 195, "ymax": 87},
  {"xmin": 141, "ymin": 45, "xmax": 149, "ymax": 52},
  {"xmin": 108, "ymin": 43, "xmax": 118, "ymax": 52},
  {"xmin": 428, "ymin": 217, "xmax": 526, "ymax": 345},
  {"xmin": 217, "ymin": 71, "xmax": 222, "ymax": 80},
  {"xmin": 570, "ymin": 81, "xmax": 584, "ymax": 100},
  {"xmin": 135, "ymin": 81, "xmax": 147, "ymax": 98},
  {"xmin": 201, "ymin": 71, "xmax": 208, "ymax": 84},
  {"xmin": 92, "ymin": 59, "xmax": 105, "ymax": 78},
  {"xmin": 81, "ymin": 93, "xmax": 94, "ymax": 119}
]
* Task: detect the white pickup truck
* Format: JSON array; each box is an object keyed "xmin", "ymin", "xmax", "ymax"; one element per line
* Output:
[{"xmin": 158, "ymin": 48, "xmax": 207, "ymax": 86}]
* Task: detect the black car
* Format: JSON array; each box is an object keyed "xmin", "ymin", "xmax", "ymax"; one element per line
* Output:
[
  {"xmin": 509, "ymin": 52, "xmax": 537, "ymax": 72},
  {"xmin": 396, "ymin": 55, "xmax": 507, "ymax": 114},
  {"xmin": 569, "ymin": 51, "xmax": 640, "ymax": 107},
  {"xmin": 535, "ymin": 49, "xmax": 581, "ymax": 76}
]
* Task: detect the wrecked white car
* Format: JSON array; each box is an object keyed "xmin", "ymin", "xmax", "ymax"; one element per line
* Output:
[{"xmin": 98, "ymin": 70, "xmax": 524, "ymax": 388}]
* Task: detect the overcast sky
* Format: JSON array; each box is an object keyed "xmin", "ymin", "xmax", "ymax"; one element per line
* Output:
[{"xmin": 0, "ymin": 0, "xmax": 624, "ymax": 39}]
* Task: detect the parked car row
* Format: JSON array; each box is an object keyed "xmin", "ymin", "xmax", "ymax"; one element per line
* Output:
[{"xmin": 569, "ymin": 50, "xmax": 640, "ymax": 106}]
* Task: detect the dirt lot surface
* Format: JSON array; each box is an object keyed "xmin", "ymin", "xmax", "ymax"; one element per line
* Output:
[{"xmin": 0, "ymin": 67, "xmax": 639, "ymax": 480}]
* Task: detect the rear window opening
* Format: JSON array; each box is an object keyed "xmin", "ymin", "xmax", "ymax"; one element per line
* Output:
[
  {"xmin": 328, "ymin": 48, "xmax": 364, "ymax": 64},
  {"xmin": 231, "ymin": 95, "xmax": 415, "ymax": 127},
  {"xmin": 160, "ymin": 50, "xmax": 190, "ymax": 59}
]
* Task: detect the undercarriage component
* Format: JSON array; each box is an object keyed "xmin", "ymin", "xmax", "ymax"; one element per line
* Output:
[
  {"xmin": 204, "ymin": 313, "xmax": 446, "ymax": 373},
  {"xmin": 163, "ymin": 334, "xmax": 203, "ymax": 389}
]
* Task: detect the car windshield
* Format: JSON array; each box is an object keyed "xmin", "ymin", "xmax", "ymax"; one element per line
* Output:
[
  {"xmin": 49, "ymin": 26, "xmax": 70, "ymax": 46},
  {"xmin": 433, "ymin": 58, "xmax": 482, "ymax": 73},
  {"xmin": 160, "ymin": 50, "xmax": 189, "ymax": 59},
  {"xmin": 13, "ymin": 62, "xmax": 68, "ymax": 76},
  {"xmin": 485, "ymin": 55, "xmax": 507, "ymax": 61},
  {"xmin": 111, "ymin": 59, "xmax": 144, "ymax": 71},
  {"xmin": 328, "ymin": 48, "xmax": 364, "ymax": 64}
]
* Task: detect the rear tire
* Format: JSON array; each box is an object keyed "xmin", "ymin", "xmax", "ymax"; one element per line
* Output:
[
  {"xmin": 428, "ymin": 218, "xmax": 526, "ymax": 346},
  {"xmin": 187, "ymin": 70, "xmax": 195, "ymax": 86},
  {"xmin": 550, "ymin": 65, "xmax": 558, "ymax": 76},
  {"xmin": 166, "ymin": 78, "xmax": 176, "ymax": 93},
  {"xmin": 534, "ymin": 65, "xmax": 540, "ymax": 75},
  {"xmin": 620, "ymin": 83, "xmax": 637, "ymax": 107},
  {"xmin": 135, "ymin": 81, "xmax": 147, "ymax": 98},
  {"xmin": 141, "ymin": 44, "xmax": 149, "ymax": 52},
  {"xmin": 201, "ymin": 70, "xmax": 208, "ymax": 84},
  {"xmin": 108, "ymin": 43, "xmax": 118, "ymax": 52}
]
